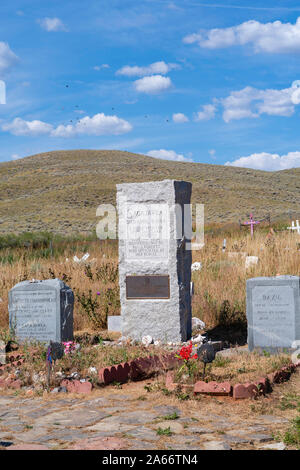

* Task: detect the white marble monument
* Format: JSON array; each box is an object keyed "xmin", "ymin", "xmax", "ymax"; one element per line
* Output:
[{"xmin": 116, "ymin": 180, "xmax": 192, "ymax": 342}]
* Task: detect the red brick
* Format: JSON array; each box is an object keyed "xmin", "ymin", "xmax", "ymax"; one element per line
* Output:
[
  {"xmin": 162, "ymin": 354, "xmax": 178, "ymax": 369},
  {"xmin": 151, "ymin": 355, "xmax": 160, "ymax": 369},
  {"xmin": 61, "ymin": 379, "xmax": 92, "ymax": 394},
  {"xmin": 10, "ymin": 379, "xmax": 22, "ymax": 390},
  {"xmin": 135, "ymin": 357, "xmax": 153, "ymax": 374},
  {"xmin": 108, "ymin": 365, "xmax": 118, "ymax": 382},
  {"xmin": 98, "ymin": 366, "xmax": 117, "ymax": 385},
  {"xmin": 280, "ymin": 366, "xmax": 292, "ymax": 381},
  {"xmin": 165, "ymin": 371, "xmax": 176, "ymax": 391},
  {"xmin": 128, "ymin": 360, "xmax": 140, "ymax": 379},
  {"xmin": 4, "ymin": 377, "xmax": 12, "ymax": 387},
  {"xmin": 117, "ymin": 363, "xmax": 130, "ymax": 383},
  {"xmin": 73, "ymin": 380, "xmax": 92, "ymax": 394},
  {"xmin": 233, "ymin": 382, "xmax": 259, "ymax": 399},
  {"xmin": 253, "ymin": 377, "xmax": 269, "ymax": 395},
  {"xmin": 194, "ymin": 381, "xmax": 232, "ymax": 396},
  {"xmin": 98, "ymin": 367, "xmax": 110, "ymax": 384},
  {"xmin": 267, "ymin": 372, "xmax": 276, "ymax": 384}
]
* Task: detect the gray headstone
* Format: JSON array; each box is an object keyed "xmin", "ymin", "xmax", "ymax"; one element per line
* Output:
[
  {"xmin": 8, "ymin": 278, "xmax": 74, "ymax": 343},
  {"xmin": 246, "ymin": 276, "xmax": 300, "ymax": 352},
  {"xmin": 117, "ymin": 179, "xmax": 192, "ymax": 342}
]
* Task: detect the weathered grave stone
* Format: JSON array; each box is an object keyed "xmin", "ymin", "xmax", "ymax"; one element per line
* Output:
[
  {"xmin": 116, "ymin": 179, "xmax": 192, "ymax": 342},
  {"xmin": 8, "ymin": 279, "xmax": 74, "ymax": 343},
  {"xmin": 247, "ymin": 276, "xmax": 300, "ymax": 352}
]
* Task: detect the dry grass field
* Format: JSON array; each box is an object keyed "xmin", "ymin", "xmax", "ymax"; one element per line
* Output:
[
  {"xmin": 0, "ymin": 149, "xmax": 300, "ymax": 234},
  {"xmin": 0, "ymin": 228, "xmax": 299, "ymax": 338}
]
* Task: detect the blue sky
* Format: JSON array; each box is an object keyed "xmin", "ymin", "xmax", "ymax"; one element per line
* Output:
[{"xmin": 1, "ymin": 0, "xmax": 300, "ymax": 170}]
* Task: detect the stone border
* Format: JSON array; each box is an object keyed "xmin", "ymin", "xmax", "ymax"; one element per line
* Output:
[
  {"xmin": 0, "ymin": 351, "xmax": 180, "ymax": 394},
  {"xmin": 97, "ymin": 352, "xmax": 179, "ymax": 385},
  {"xmin": 3, "ymin": 348, "xmax": 298, "ymax": 398},
  {"xmin": 0, "ymin": 353, "xmax": 26, "ymax": 390},
  {"xmin": 60, "ymin": 353, "xmax": 179, "ymax": 394},
  {"xmin": 166, "ymin": 362, "xmax": 300, "ymax": 399}
]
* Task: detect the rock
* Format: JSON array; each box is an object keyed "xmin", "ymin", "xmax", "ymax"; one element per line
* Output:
[
  {"xmin": 191, "ymin": 262, "xmax": 202, "ymax": 272},
  {"xmin": 153, "ymin": 405, "xmax": 181, "ymax": 417},
  {"xmin": 192, "ymin": 317, "xmax": 205, "ymax": 330},
  {"xmin": 32, "ymin": 373, "xmax": 41, "ymax": 384},
  {"xmin": 154, "ymin": 421, "xmax": 184, "ymax": 434},
  {"xmin": 188, "ymin": 427, "xmax": 214, "ymax": 434},
  {"xmin": 127, "ymin": 427, "xmax": 160, "ymax": 441},
  {"xmin": 191, "ymin": 334, "xmax": 205, "ymax": 344},
  {"xmin": 260, "ymin": 442, "xmax": 286, "ymax": 450},
  {"xmin": 70, "ymin": 372, "xmax": 80, "ymax": 379},
  {"xmin": 68, "ymin": 437, "xmax": 128, "ymax": 450},
  {"xmin": 246, "ymin": 433, "xmax": 274, "ymax": 443},
  {"xmin": 142, "ymin": 335, "xmax": 153, "ymax": 347},
  {"xmin": 88, "ymin": 367, "xmax": 97, "ymax": 375},
  {"xmin": 202, "ymin": 440, "xmax": 231, "ymax": 450}
]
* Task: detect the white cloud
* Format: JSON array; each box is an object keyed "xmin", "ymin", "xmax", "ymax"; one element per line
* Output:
[
  {"xmin": 194, "ymin": 104, "xmax": 216, "ymax": 121},
  {"xmin": 11, "ymin": 153, "xmax": 21, "ymax": 160},
  {"xmin": 0, "ymin": 42, "xmax": 18, "ymax": 77},
  {"xmin": 172, "ymin": 112, "xmax": 189, "ymax": 123},
  {"xmin": 147, "ymin": 149, "xmax": 193, "ymax": 162},
  {"xmin": 2, "ymin": 117, "xmax": 53, "ymax": 136},
  {"xmin": 51, "ymin": 113, "xmax": 132, "ymax": 137},
  {"xmin": 2, "ymin": 113, "xmax": 132, "ymax": 138},
  {"xmin": 134, "ymin": 75, "xmax": 172, "ymax": 94},
  {"xmin": 225, "ymin": 151, "xmax": 300, "ymax": 171},
  {"xmin": 183, "ymin": 17, "xmax": 300, "ymax": 54},
  {"xmin": 117, "ymin": 61, "xmax": 178, "ymax": 77},
  {"xmin": 94, "ymin": 64, "xmax": 110, "ymax": 71},
  {"xmin": 38, "ymin": 17, "xmax": 68, "ymax": 32},
  {"xmin": 221, "ymin": 83, "xmax": 298, "ymax": 122}
]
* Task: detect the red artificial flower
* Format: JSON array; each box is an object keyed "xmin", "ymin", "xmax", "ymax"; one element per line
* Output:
[{"xmin": 176, "ymin": 341, "xmax": 196, "ymax": 362}]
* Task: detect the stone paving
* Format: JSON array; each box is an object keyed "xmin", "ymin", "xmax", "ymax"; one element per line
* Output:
[{"xmin": 0, "ymin": 371, "xmax": 299, "ymax": 451}]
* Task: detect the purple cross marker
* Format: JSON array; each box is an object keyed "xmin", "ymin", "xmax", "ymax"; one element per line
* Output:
[{"xmin": 240, "ymin": 213, "xmax": 260, "ymax": 237}]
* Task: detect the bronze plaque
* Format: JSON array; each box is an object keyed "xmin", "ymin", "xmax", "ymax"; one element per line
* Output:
[{"xmin": 126, "ymin": 275, "xmax": 170, "ymax": 299}]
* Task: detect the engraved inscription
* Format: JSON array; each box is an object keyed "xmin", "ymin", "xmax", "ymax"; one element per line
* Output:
[
  {"xmin": 252, "ymin": 285, "xmax": 295, "ymax": 348},
  {"xmin": 125, "ymin": 203, "xmax": 169, "ymax": 260},
  {"xmin": 10, "ymin": 290, "xmax": 57, "ymax": 342}
]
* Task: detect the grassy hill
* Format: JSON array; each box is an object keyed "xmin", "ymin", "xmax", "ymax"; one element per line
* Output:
[{"xmin": 0, "ymin": 149, "xmax": 299, "ymax": 234}]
